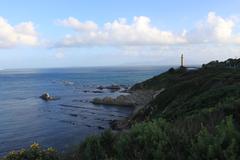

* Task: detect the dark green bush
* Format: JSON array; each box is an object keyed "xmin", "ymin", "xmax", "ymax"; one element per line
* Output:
[
  {"xmin": 115, "ymin": 119, "xmax": 188, "ymax": 160},
  {"xmin": 190, "ymin": 116, "xmax": 240, "ymax": 160},
  {"xmin": 77, "ymin": 135, "xmax": 105, "ymax": 160},
  {"xmin": 75, "ymin": 130, "xmax": 116, "ymax": 160}
]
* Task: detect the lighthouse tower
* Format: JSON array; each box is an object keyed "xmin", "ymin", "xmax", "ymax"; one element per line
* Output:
[{"xmin": 181, "ymin": 54, "xmax": 184, "ymax": 67}]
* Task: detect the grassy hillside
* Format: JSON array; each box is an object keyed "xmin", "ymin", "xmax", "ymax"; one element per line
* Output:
[
  {"xmin": 2, "ymin": 59, "xmax": 240, "ymax": 160},
  {"xmin": 132, "ymin": 65, "xmax": 240, "ymax": 124}
]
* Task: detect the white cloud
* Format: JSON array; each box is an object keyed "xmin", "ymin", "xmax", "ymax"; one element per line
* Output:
[
  {"xmin": 57, "ymin": 17, "xmax": 98, "ymax": 31},
  {"xmin": 56, "ymin": 16, "xmax": 187, "ymax": 47},
  {"xmin": 0, "ymin": 17, "xmax": 39, "ymax": 48},
  {"xmin": 187, "ymin": 12, "xmax": 240, "ymax": 44}
]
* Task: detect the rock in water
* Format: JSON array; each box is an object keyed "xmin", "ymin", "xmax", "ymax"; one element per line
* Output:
[
  {"xmin": 106, "ymin": 85, "xmax": 121, "ymax": 91},
  {"xmin": 96, "ymin": 85, "xmax": 104, "ymax": 90},
  {"xmin": 92, "ymin": 90, "xmax": 104, "ymax": 93},
  {"xmin": 96, "ymin": 85, "xmax": 122, "ymax": 92},
  {"xmin": 40, "ymin": 92, "xmax": 54, "ymax": 101},
  {"xmin": 98, "ymin": 126, "xmax": 105, "ymax": 130}
]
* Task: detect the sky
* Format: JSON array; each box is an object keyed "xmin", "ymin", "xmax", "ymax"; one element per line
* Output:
[{"xmin": 0, "ymin": 0, "xmax": 240, "ymax": 69}]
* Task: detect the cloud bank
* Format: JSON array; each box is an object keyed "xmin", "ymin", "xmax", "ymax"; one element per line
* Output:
[
  {"xmin": 56, "ymin": 12, "xmax": 240, "ymax": 48},
  {"xmin": 56, "ymin": 16, "xmax": 187, "ymax": 47},
  {"xmin": 1, "ymin": 11, "xmax": 239, "ymax": 54},
  {"xmin": 0, "ymin": 17, "xmax": 39, "ymax": 48}
]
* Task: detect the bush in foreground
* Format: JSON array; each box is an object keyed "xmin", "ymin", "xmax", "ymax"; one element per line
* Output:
[
  {"xmin": 76, "ymin": 116, "xmax": 240, "ymax": 160},
  {"xmin": 2, "ymin": 143, "xmax": 59, "ymax": 160}
]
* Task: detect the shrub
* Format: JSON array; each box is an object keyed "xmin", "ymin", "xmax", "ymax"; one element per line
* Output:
[
  {"xmin": 115, "ymin": 119, "xmax": 188, "ymax": 160},
  {"xmin": 2, "ymin": 143, "xmax": 59, "ymax": 160},
  {"xmin": 76, "ymin": 130, "xmax": 116, "ymax": 160},
  {"xmin": 190, "ymin": 116, "xmax": 240, "ymax": 160},
  {"xmin": 77, "ymin": 116, "xmax": 240, "ymax": 160},
  {"xmin": 80, "ymin": 136, "xmax": 105, "ymax": 160}
]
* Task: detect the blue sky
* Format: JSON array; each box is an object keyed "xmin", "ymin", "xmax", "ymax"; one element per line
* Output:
[{"xmin": 0, "ymin": 0, "xmax": 240, "ymax": 69}]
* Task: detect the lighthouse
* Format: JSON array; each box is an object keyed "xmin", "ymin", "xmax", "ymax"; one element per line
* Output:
[{"xmin": 181, "ymin": 54, "xmax": 184, "ymax": 67}]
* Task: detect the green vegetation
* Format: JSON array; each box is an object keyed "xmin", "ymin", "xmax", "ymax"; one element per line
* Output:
[
  {"xmin": 3, "ymin": 59, "xmax": 240, "ymax": 159},
  {"xmin": 1, "ymin": 143, "xmax": 58, "ymax": 160},
  {"xmin": 74, "ymin": 116, "xmax": 240, "ymax": 160}
]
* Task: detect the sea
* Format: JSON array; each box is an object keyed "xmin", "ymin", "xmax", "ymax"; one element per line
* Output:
[{"xmin": 0, "ymin": 66, "xmax": 169, "ymax": 156}]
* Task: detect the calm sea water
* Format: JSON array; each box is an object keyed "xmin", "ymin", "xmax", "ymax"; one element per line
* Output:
[{"xmin": 0, "ymin": 66, "xmax": 169, "ymax": 155}]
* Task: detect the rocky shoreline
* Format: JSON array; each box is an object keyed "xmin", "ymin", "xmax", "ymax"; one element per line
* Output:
[
  {"xmin": 39, "ymin": 83, "xmax": 165, "ymax": 130},
  {"xmin": 91, "ymin": 87, "xmax": 165, "ymax": 130}
]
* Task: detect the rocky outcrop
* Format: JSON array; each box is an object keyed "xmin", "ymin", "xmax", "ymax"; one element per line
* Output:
[
  {"xmin": 40, "ymin": 93, "xmax": 58, "ymax": 101},
  {"xmin": 97, "ymin": 85, "xmax": 121, "ymax": 90},
  {"xmin": 92, "ymin": 95, "xmax": 135, "ymax": 107},
  {"xmin": 96, "ymin": 84, "xmax": 129, "ymax": 92},
  {"xmin": 83, "ymin": 85, "xmax": 129, "ymax": 94},
  {"xmin": 92, "ymin": 84, "xmax": 166, "ymax": 130},
  {"xmin": 92, "ymin": 90, "xmax": 104, "ymax": 93},
  {"xmin": 108, "ymin": 89, "xmax": 166, "ymax": 130},
  {"xmin": 92, "ymin": 89, "xmax": 165, "ymax": 109}
]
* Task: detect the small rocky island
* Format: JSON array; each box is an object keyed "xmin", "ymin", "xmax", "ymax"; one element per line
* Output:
[{"xmin": 40, "ymin": 92, "xmax": 58, "ymax": 101}]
